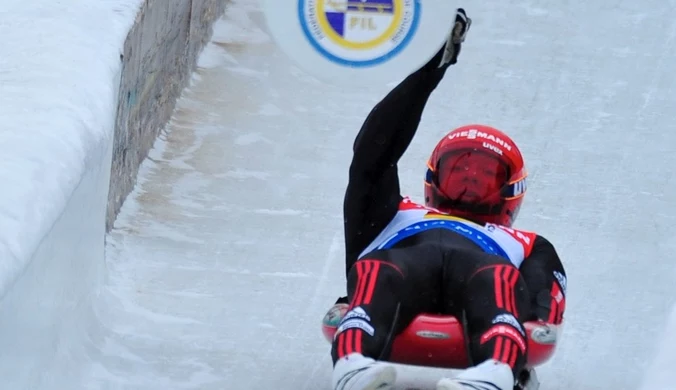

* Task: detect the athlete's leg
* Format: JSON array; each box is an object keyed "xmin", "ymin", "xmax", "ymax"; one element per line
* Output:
[
  {"xmin": 438, "ymin": 249, "xmax": 530, "ymax": 390},
  {"xmin": 465, "ymin": 261, "xmax": 530, "ymax": 370},
  {"xmin": 331, "ymin": 246, "xmax": 441, "ymax": 390}
]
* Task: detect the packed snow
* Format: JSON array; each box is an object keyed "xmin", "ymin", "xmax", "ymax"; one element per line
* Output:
[{"xmin": 0, "ymin": 0, "xmax": 141, "ymax": 296}]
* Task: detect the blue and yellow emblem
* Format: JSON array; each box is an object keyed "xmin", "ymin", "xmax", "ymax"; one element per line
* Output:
[{"xmin": 298, "ymin": 0, "xmax": 421, "ymax": 67}]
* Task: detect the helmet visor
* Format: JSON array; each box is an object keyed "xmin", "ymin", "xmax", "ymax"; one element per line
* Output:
[{"xmin": 435, "ymin": 149, "xmax": 509, "ymax": 205}]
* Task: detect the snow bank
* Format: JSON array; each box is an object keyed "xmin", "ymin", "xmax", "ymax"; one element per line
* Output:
[
  {"xmin": 0, "ymin": 0, "xmax": 141, "ymax": 312},
  {"xmin": 0, "ymin": 0, "xmax": 226, "ymax": 387}
]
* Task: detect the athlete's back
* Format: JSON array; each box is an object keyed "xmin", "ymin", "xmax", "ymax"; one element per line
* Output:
[{"xmin": 359, "ymin": 197, "xmax": 537, "ymax": 270}]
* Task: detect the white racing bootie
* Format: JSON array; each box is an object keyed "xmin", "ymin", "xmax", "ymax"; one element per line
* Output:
[
  {"xmin": 332, "ymin": 353, "xmax": 397, "ymax": 390},
  {"xmin": 437, "ymin": 359, "xmax": 515, "ymax": 390}
]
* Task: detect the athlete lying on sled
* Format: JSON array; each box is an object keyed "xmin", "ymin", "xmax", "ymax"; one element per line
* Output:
[{"xmin": 320, "ymin": 9, "xmax": 567, "ymax": 390}]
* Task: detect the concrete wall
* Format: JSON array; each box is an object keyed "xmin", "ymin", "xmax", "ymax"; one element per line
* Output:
[{"xmin": 107, "ymin": 0, "xmax": 228, "ymax": 231}]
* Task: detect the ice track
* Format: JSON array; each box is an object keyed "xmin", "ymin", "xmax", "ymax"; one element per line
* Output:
[{"xmin": 85, "ymin": 1, "xmax": 676, "ymax": 389}]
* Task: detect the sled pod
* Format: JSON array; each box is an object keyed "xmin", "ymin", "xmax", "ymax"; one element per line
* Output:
[{"xmin": 322, "ymin": 304, "xmax": 560, "ymax": 369}]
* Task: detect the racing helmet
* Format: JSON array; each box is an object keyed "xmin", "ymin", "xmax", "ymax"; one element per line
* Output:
[{"xmin": 424, "ymin": 124, "xmax": 527, "ymax": 227}]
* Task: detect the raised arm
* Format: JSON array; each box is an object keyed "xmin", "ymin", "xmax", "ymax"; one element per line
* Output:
[{"xmin": 343, "ymin": 10, "xmax": 472, "ymax": 275}]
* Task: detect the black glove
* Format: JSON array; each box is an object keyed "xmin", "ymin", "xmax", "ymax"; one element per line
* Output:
[{"xmin": 439, "ymin": 8, "xmax": 472, "ymax": 68}]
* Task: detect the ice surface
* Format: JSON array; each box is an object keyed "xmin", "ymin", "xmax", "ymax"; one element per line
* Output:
[
  {"xmin": 0, "ymin": 0, "xmax": 141, "ymax": 296},
  {"xmin": 89, "ymin": 0, "xmax": 676, "ymax": 389},
  {"xmin": 639, "ymin": 306, "xmax": 676, "ymax": 389}
]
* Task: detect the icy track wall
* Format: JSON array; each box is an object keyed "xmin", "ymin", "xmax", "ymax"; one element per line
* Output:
[
  {"xmin": 107, "ymin": 0, "xmax": 228, "ymax": 230},
  {"xmin": 0, "ymin": 0, "xmax": 226, "ymax": 388}
]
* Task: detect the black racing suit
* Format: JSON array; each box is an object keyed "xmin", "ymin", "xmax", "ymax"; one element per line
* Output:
[{"xmin": 330, "ymin": 46, "xmax": 567, "ymax": 378}]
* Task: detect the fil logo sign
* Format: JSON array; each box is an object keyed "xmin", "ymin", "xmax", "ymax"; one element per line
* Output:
[{"xmin": 297, "ymin": 0, "xmax": 421, "ymax": 67}]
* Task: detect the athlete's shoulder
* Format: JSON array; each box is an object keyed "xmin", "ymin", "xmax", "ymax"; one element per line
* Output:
[
  {"xmin": 489, "ymin": 223, "xmax": 538, "ymax": 245},
  {"xmin": 399, "ymin": 196, "xmax": 441, "ymax": 212},
  {"xmin": 399, "ymin": 196, "xmax": 424, "ymax": 208},
  {"xmin": 498, "ymin": 224, "xmax": 560, "ymax": 260}
]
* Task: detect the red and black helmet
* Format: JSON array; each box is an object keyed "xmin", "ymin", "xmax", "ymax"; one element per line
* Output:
[{"xmin": 424, "ymin": 124, "xmax": 527, "ymax": 227}]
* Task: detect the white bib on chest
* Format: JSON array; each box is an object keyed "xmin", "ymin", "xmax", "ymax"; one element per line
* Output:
[{"xmin": 358, "ymin": 198, "xmax": 536, "ymax": 268}]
